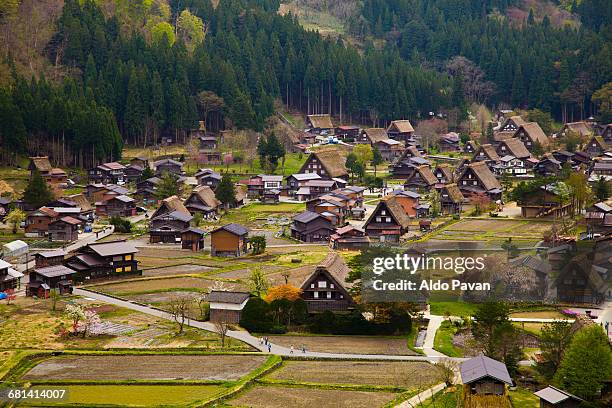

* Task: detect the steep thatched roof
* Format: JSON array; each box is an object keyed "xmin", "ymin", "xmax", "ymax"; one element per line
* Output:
[
  {"xmin": 518, "ymin": 122, "xmax": 549, "ymax": 145},
  {"xmin": 442, "ymin": 183, "xmax": 464, "ymax": 203},
  {"xmin": 65, "ymin": 194, "xmax": 93, "ymax": 212},
  {"xmin": 306, "ymin": 147, "xmax": 348, "ymax": 178},
  {"xmin": 500, "ymin": 138, "xmax": 531, "ymax": 159},
  {"xmin": 473, "ymin": 144, "xmax": 500, "ymax": 162},
  {"xmin": 387, "ymin": 120, "xmax": 414, "ymax": 133},
  {"xmin": 435, "ymin": 164, "xmax": 454, "ymax": 181},
  {"xmin": 307, "ymin": 114, "xmax": 333, "ymax": 129},
  {"xmin": 29, "ymin": 156, "xmax": 52, "ymax": 172},
  {"xmin": 464, "ymin": 161, "xmax": 502, "ymax": 191},
  {"xmin": 563, "ymin": 121, "xmax": 592, "ymax": 137},
  {"xmin": 363, "ymin": 128, "xmax": 389, "ymax": 143},
  {"xmin": 382, "ymin": 195, "xmax": 412, "ymax": 228},
  {"xmin": 154, "ymin": 195, "xmax": 190, "ymax": 218},
  {"xmin": 193, "ymin": 185, "xmax": 221, "ymax": 208},
  {"xmin": 415, "ymin": 165, "xmax": 438, "ymax": 186}
]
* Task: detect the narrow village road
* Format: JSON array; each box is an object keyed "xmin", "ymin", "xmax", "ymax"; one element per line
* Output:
[
  {"xmin": 74, "ymin": 288, "xmax": 466, "ymax": 362},
  {"xmin": 419, "ymin": 314, "xmax": 447, "ymax": 358},
  {"xmin": 396, "ymin": 383, "xmax": 447, "ymax": 408}
]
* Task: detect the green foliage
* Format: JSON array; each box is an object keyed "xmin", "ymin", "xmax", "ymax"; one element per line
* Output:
[
  {"xmin": 257, "ymin": 133, "xmax": 285, "ymax": 172},
  {"xmin": 23, "ymin": 171, "xmax": 54, "ymax": 208},
  {"xmin": 151, "ymin": 22, "xmax": 175, "ymax": 46},
  {"xmin": 250, "ymin": 235, "xmax": 266, "ymax": 255},
  {"xmin": 155, "ymin": 172, "xmax": 180, "ymax": 200},
  {"xmin": 525, "ymin": 109, "xmax": 554, "ymax": 135},
  {"xmin": 247, "ymin": 267, "xmax": 269, "ymax": 297},
  {"xmin": 109, "ymin": 216, "xmax": 132, "ymax": 233},
  {"xmin": 554, "ymin": 325, "xmax": 612, "ymax": 400},
  {"xmin": 5, "ymin": 208, "xmax": 25, "ymax": 234},
  {"xmin": 536, "ymin": 321, "xmax": 573, "ymax": 380},
  {"xmin": 215, "ymin": 173, "xmax": 236, "ymax": 208},
  {"xmin": 177, "ymin": 9, "xmax": 204, "ymax": 52},
  {"xmin": 140, "ymin": 166, "xmax": 154, "ymax": 180},
  {"xmin": 240, "ymin": 297, "xmax": 274, "ymax": 332},
  {"xmin": 594, "ymin": 176, "xmax": 610, "ymax": 200}
]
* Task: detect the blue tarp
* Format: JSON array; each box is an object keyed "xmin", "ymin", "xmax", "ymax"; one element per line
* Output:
[{"xmin": 0, "ymin": 293, "xmax": 7, "ymax": 300}]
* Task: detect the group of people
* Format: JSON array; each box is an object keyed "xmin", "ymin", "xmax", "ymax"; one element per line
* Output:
[{"xmin": 259, "ymin": 337, "xmax": 307, "ymax": 354}]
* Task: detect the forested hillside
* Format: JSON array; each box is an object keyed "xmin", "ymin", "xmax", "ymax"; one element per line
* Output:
[
  {"xmin": 0, "ymin": 0, "xmax": 456, "ymax": 167},
  {"xmin": 350, "ymin": 0, "xmax": 611, "ymax": 119}
]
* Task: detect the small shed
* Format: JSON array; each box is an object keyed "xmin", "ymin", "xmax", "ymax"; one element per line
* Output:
[
  {"xmin": 181, "ymin": 227, "xmax": 206, "ymax": 251},
  {"xmin": 534, "ymin": 386, "xmax": 583, "ymax": 408},
  {"xmin": 460, "ymin": 355, "xmax": 512, "ymax": 395},
  {"xmin": 210, "ymin": 224, "xmax": 249, "ymax": 257},
  {"xmin": 208, "ymin": 291, "xmax": 250, "ymax": 323},
  {"xmin": 2, "ymin": 240, "xmax": 28, "ymax": 260}
]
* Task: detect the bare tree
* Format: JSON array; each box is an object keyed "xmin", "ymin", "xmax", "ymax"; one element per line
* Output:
[
  {"xmin": 49, "ymin": 288, "xmax": 60, "ymax": 312},
  {"xmin": 169, "ymin": 296, "xmax": 192, "ymax": 334},
  {"xmin": 446, "ymin": 56, "xmax": 496, "ymax": 104},
  {"xmin": 193, "ymin": 294, "xmax": 208, "ymax": 320},
  {"xmin": 214, "ymin": 320, "xmax": 229, "ymax": 348}
]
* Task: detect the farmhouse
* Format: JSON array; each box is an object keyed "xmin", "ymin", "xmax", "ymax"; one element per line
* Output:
[
  {"xmin": 330, "ymin": 225, "xmax": 370, "ymax": 250},
  {"xmin": 290, "ymin": 211, "xmax": 335, "ymax": 242},
  {"xmin": 0, "ymin": 259, "xmax": 22, "ymax": 292},
  {"xmin": 457, "ymin": 162, "xmax": 502, "ymax": 201},
  {"xmin": 210, "ymin": 223, "xmax": 250, "ymax": 257},
  {"xmin": 389, "ymin": 189, "xmax": 420, "ymax": 217},
  {"xmin": 534, "ymin": 386, "xmax": 583, "ymax": 408},
  {"xmin": 495, "ymin": 138, "xmax": 531, "ymax": 160},
  {"xmin": 28, "ymin": 156, "xmax": 68, "ymax": 188},
  {"xmin": 153, "ymin": 159, "xmax": 184, "ymax": 177},
  {"xmin": 335, "ymin": 125, "xmax": 360, "ymax": 141},
  {"xmin": 403, "ymin": 165, "xmax": 438, "ymax": 191},
  {"xmin": 560, "ymin": 121, "xmax": 592, "ymax": 138},
  {"xmin": 48, "ymin": 216, "xmax": 81, "ymax": 242},
  {"xmin": 86, "ymin": 183, "xmax": 129, "ymax": 204},
  {"xmin": 472, "ymin": 144, "xmax": 500, "ymax": 164},
  {"xmin": 195, "ymin": 169, "xmax": 222, "ymax": 190},
  {"xmin": 438, "ymin": 132, "xmax": 460, "ymax": 152},
  {"xmin": 363, "ymin": 196, "xmax": 411, "ymax": 243},
  {"xmin": 181, "ymin": 227, "xmax": 206, "ymax": 251},
  {"xmin": 135, "ymin": 177, "xmax": 160, "ymax": 203},
  {"xmin": 124, "ymin": 163, "xmax": 144, "ymax": 182},
  {"xmin": 149, "ymin": 211, "xmax": 192, "ymax": 244},
  {"xmin": 390, "ymin": 146, "xmax": 427, "ymax": 178},
  {"xmin": 554, "ymin": 254, "xmax": 607, "ymax": 304},
  {"xmin": 495, "ymin": 155, "xmax": 529, "ymax": 176},
  {"xmin": 88, "ymin": 162, "xmax": 126, "ymax": 184},
  {"xmin": 34, "ymin": 250, "xmax": 65, "ymax": 268},
  {"xmin": 66, "ymin": 240, "xmax": 140, "ymax": 281},
  {"xmin": 152, "ymin": 195, "xmax": 190, "ymax": 219},
  {"xmin": 515, "ymin": 122, "xmax": 549, "ymax": 151},
  {"xmin": 534, "ymin": 155, "xmax": 562, "ymax": 177},
  {"xmin": 208, "ymin": 291, "xmax": 251, "ymax": 323},
  {"xmin": 184, "ymin": 186, "xmax": 221, "ymax": 218},
  {"xmin": 460, "ymin": 355, "xmax": 512, "ymax": 395},
  {"xmin": 130, "ymin": 156, "xmax": 149, "ymax": 169},
  {"xmin": 386, "ymin": 120, "xmax": 415, "ymax": 143},
  {"xmin": 300, "ymin": 252, "xmax": 356, "ymax": 313},
  {"xmin": 439, "ymin": 183, "xmax": 464, "ymax": 215},
  {"xmin": 299, "ymin": 148, "xmax": 348, "ymax": 180},
  {"xmin": 375, "ymin": 138, "xmax": 405, "ymax": 162},
  {"xmin": 583, "ymin": 135, "xmax": 609, "ymax": 157},
  {"xmin": 498, "ymin": 115, "xmax": 526, "ymax": 133},
  {"xmin": 95, "ymin": 195, "xmax": 136, "ymax": 217},
  {"xmin": 25, "ymin": 207, "xmax": 58, "ymax": 237},
  {"xmin": 464, "ymin": 140, "xmax": 477, "ymax": 154},
  {"xmin": 306, "ymin": 114, "xmax": 334, "ymax": 134},
  {"xmin": 517, "ymin": 184, "xmax": 574, "ymax": 218},
  {"xmin": 361, "ymin": 128, "xmax": 388, "ymax": 145},
  {"xmin": 27, "ymin": 264, "xmax": 76, "ymax": 297}
]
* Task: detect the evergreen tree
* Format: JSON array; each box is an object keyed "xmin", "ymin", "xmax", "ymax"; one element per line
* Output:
[
  {"xmin": 371, "ymin": 146, "xmax": 383, "ymax": 177},
  {"xmin": 23, "ymin": 171, "xmax": 54, "ymax": 208},
  {"xmin": 215, "ymin": 173, "xmax": 236, "ymax": 209},
  {"xmin": 155, "ymin": 172, "xmax": 180, "ymax": 199},
  {"xmin": 594, "ymin": 176, "xmax": 610, "ymax": 200}
]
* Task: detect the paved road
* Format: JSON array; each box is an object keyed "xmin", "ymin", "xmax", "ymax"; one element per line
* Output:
[
  {"xmin": 74, "ymin": 288, "xmax": 466, "ymax": 362},
  {"xmin": 398, "ymin": 383, "xmax": 447, "ymax": 408},
  {"xmin": 419, "ymin": 314, "xmax": 446, "ymax": 358}
]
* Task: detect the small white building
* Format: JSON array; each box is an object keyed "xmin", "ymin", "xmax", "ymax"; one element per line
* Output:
[{"xmin": 2, "ymin": 240, "xmax": 28, "ymax": 260}]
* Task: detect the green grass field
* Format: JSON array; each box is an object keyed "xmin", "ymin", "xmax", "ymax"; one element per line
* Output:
[
  {"xmin": 429, "ymin": 301, "xmax": 479, "ymax": 317},
  {"xmin": 508, "ymin": 388, "xmax": 540, "ymax": 408},
  {"xmin": 28, "ymin": 384, "xmax": 225, "ymax": 406},
  {"xmin": 433, "ymin": 321, "xmax": 464, "ymax": 358}
]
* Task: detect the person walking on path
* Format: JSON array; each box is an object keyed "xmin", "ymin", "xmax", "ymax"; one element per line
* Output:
[
  {"xmin": 290, "ymin": 345, "xmax": 294, "ymax": 354},
  {"xmin": 302, "ymin": 344, "xmax": 306, "ymax": 353},
  {"xmin": 267, "ymin": 343, "xmax": 271, "ymax": 353}
]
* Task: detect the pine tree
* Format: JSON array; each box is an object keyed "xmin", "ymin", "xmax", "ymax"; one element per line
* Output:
[
  {"xmin": 215, "ymin": 173, "xmax": 236, "ymax": 209},
  {"xmin": 155, "ymin": 172, "xmax": 180, "ymax": 200},
  {"xmin": 23, "ymin": 171, "xmax": 54, "ymax": 208}
]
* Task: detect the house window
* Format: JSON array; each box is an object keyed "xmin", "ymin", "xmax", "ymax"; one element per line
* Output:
[
  {"xmin": 386, "ymin": 217, "xmax": 391, "ymax": 222},
  {"xmin": 125, "ymin": 254, "xmax": 132, "ymax": 261},
  {"xmin": 318, "ymin": 281, "xmax": 327, "ymax": 288},
  {"xmin": 124, "ymin": 265, "xmax": 132, "ymax": 272},
  {"xmin": 115, "ymin": 267, "xmax": 123, "ymax": 273},
  {"xmin": 330, "ymin": 283, "xmax": 335, "ymax": 289},
  {"xmin": 327, "ymin": 291, "xmax": 332, "ymax": 299},
  {"xmin": 381, "ymin": 210, "xmax": 386, "ymax": 215},
  {"xmin": 314, "ymin": 291, "xmax": 319, "ymax": 299},
  {"xmin": 310, "ymin": 283, "xmax": 315, "ymax": 288},
  {"xmin": 376, "ymin": 217, "xmax": 381, "ymax": 222}
]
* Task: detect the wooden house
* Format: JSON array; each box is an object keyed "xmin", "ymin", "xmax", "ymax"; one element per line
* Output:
[
  {"xmin": 560, "ymin": 121, "xmax": 592, "ymax": 138},
  {"xmin": 28, "ymin": 156, "xmax": 68, "ymax": 188},
  {"xmin": 290, "ymin": 211, "xmax": 335, "ymax": 243},
  {"xmin": 403, "ymin": 165, "xmax": 438, "ymax": 191},
  {"xmin": 298, "ymin": 148, "xmax": 348, "ymax": 180},
  {"xmin": 534, "ymin": 386, "xmax": 583, "ymax": 408},
  {"xmin": 152, "ymin": 195, "xmax": 190, "ymax": 219},
  {"xmin": 130, "ymin": 156, "xmax": 149, "ymax": 169},
  {"xmin": 88, "ymin": 162, "xmax": 126, "ymax": 184},
  {"xmin": 0, "ymin": 197, "xmax": 11, "ymax": 222},
  {"xmin": 0, "ymin": 259, "xmax": 22, "ymax": 292},
  {"xmin": 388, "ymin": 189, "xmax": 420, "ymax": 218},
  {"xmin": 583, "ymin": 136, "xmax": 609, "ymax": 157},
  {"xmin": 135, "ymin": 177, "xmax": 160, "ymax": 203},
  {"xmin": 457, "ymin": 162, "xmax": 502, "ymax": 201},
  {"xmin": 86, "ymin": 183, "xmax": 129, "ymax": 203},
  {"xmin": 48, "ymin": 216, "xmax": 81, "ymax": 242},
  {"xmin": 598, "ymin": 123, "xmax": 612, "ymax": 144},
  {"xmin": 153, "ymin": 159, "xmax": 184, "ymax": 177},
  {"xmin": 496, "ymin": 138, "xmax": 531, "ymax": 161},
  {"xmin": 434, "ymin": 164, "xmax": 454, "ymax": 184},
  {"xmin": 198, "ymin": 135, "xmax": 218, "ymax": 150},
  {"xmin": 149, "ymin": 211, "xmax": 192, "ymax": 243},
  {"xmin": 195, "ymin": 169, "xmax": 222, "ymax": 190},
  {"xmin": 96, "ymin": 195, "xmax": 136, "ymax": 217},
  {"xmin": 34, "ymin": 250, "xmax": 65, "ymax": 269},
  {"xmin": 387, "ymin": 120, "xmax": 415, "ymax": 143},
  {"xmin": 439, "ymin": 183, "xmax": 464, "ymax": 215},
  {"xmin": 552, "ymin": 150, "xmax": 575, "ymax": 165},
  {"xmin": 335, "ymin": 125, "xmax": 360, "ymax": 141},
  {"xmin": 261, "ymin": 175, "xmax": 283, "ymax": 192},
  {"xmin": 65, "ymin": 240, "xmax": 140, "ymax": 281},
  {"xmin": 243, "ymin": 175, "xmax": 264, "ymax": 198},
  {"xmin": 495, "ymin": 155, "xmax": 529, "ymax": 176},
  {"xmin": 498, "ymin": 115, "xmax": 526, "ymax": 133},
  {"xmin": 375, "ymin": 139, "xmax": 405, "ymax": 162},
  {"xmin": 184, "ymin": 186, "xmax": 221, "ymax": 218},
  {"xmin": 300, "ymin": 252, "xmax": 356, "ymax": 313},
  {"xmin": 260, "ymin": 189, "xmax": 281, "ymax": 204},
  {"xmin": 554, "ymin": 254, "xmax": 607, "ymax": 304},
  {"xmin": 306, "ymin": 114, "xmax": 334, "ymax": 134},
  {"xmin": 389, "ymin": 146, "xmax": 427, "ymax": 178},
  {"xmin": 585, "ymin": 202, "xmax": 612, "ymax": 234},
  {"xmin": 197, "ymin": 144, "xmax": 222, "ymax": 164},
  {"xmin": 124, "ymin": 164, "xmax": 144, "ymax": 182},
  {"xmin": 304, "ymin": 179, "xmax": 337, "ymax": 199},
  {"xmin": 515, "ymin": 122, "xmax": 549, "ymax": 152},
  {"xmin": 330, "ymin": 225, "xmax": 370, "ymax": 250},
  {"xmin": 517, "ymin": 184, "xmax": 574, "ymax": 218},
  {"xmin": 308, "ymin": 199, "xmax": 345, "ymax": 226},
  {"xmin": 472, "ymin": 144, "xmax": 501, "ymax": 164},
  {"xmin": 233, "ymin": 185, "xmax": 247, "ymax": 208},
  {"xmin": 210, "ymin": 223, "xmax": 249, "ymax": 257},
  {"xmin": 286, "ymin": 173, "xmax": 322, "ymax": 196},
  {"xmin": 361, "ymin": 128, "xmax": 388, "ymax": 145},
  {"xmin": 181, "ymin": 227, "xmax": 205, "ymax": 251},
  {"xmin": 460, "ymin": 355, "xmax": 512, "ymax": 395},
  {"xmin": 208, "ymin": 291, "xmax": 250, "ymax": 323},
  {"xmin": 363, "ymin": 196, "xmax": 411, "ymax": 243},
  {"xmin": 534, "ymin": 155, "xmax": 562, "ymax": 177},
  {"xmin": 438, "ymin": 132, "xmax": 460, "ymax": 152},
  {"xmin": 27, "ymin": 265, "xmax": 76, "ymax": 297},
  {"xmin": 463, "ymin": 140, "xmax": 477, "ymax": 154},
  {"xmin": 25, "ymin": 207, "xmax": 58, "ymax": 237}
]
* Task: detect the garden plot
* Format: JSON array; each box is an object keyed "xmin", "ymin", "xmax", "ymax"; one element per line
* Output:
[
  {"xmin": 228, "ymin": 385, "xmax": 397, "ymax": 408},
  {"xmin": 268, "ymin": 360, "xmax": 440, "ymax": 388},
  {"xmin": 142, "ymin": 264, "xmax": 217, "ymax": 277},
  {"xmin": 267, "ymin": 335, "xmax": 418, "ymax": 356},
  {"xmin": 23, "ymin": 355, "xmax": 267, "ymax": 381},
  {"xmin": 92, "ymin": 276, "xmax": 246, "ymax": 296}
]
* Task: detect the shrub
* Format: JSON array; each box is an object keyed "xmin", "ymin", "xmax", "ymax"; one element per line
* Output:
[{"xmin": 109, "ymin": 216, "xmax": 132, "ymax": 233}]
